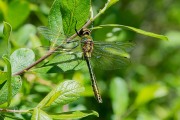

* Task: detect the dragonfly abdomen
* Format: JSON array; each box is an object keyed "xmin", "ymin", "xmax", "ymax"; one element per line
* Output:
[{"xmin": 85, "ymin": 57, "xmax": 103, "ymax": 103}]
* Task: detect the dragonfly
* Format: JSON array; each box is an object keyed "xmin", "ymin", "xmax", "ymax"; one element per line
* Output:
[{"xmin": 38, "ymin": 26, "xmax": 134, "ymax": 103}]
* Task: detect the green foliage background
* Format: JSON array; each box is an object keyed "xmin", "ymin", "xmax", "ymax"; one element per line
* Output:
[{"xmin": 0, "ymin": 0, "xmax": 180, "ymax": 120}]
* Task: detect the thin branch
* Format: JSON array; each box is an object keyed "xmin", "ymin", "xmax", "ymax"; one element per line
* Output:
[
  {"xmin": 13, "ymin": 1, "xmax": 109, "ymax": 76},
  {"xmin": 13, "ymin": 49, "xmax": 56, "ymax": 76},
  {"xmin": 0, "ymin": 108, "xmax": 29, "ymax": 113}
]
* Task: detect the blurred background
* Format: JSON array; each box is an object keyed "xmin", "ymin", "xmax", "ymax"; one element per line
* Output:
[{"xmin": 0, "ymin": 0, "xmax": 180, "ymax": 120}]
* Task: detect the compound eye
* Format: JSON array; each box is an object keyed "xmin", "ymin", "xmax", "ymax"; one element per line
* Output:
[{"xmin": 84, "ymin": 31, "xmax": 90, "ymax": 35}]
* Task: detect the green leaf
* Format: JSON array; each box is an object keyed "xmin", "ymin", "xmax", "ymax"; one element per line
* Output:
[
  {"xmin": 3, "ymin": 22, "xmax": 12, "ymax": 41},
  {"xmin": 31, "ymin": 108, "xmax": 52, "ymax": 120},
  {"xmin": 5, "ymin": 0, "xmax": 30, "ymax": 29},
  {"xmin": 110, "ymin": 77, "xmax": 129, "ymax": 116},
  {"xmin": 134, "ymin": 83, "xmax": 168, "ymax": 108},
  {"xmin": 37, "ymin": 80, "xmax": 84, "ymax": 108},
  {"xmin": 92, "ymin": 24, "xmax": 168, "ymax": 41},
  {"xmin": 39, "ymin": 0, "xmax": 66, "ymax": 46},
  {"xmin": 0, "ymin": 76, "xmax": 22, "ymax": 105},
  {"xmin": 32, "ymin": 53, "xmax": 86, "ymax": 73},
  {"xmin": 10, "ymin": 48, "xmax": 35, "ymax": 74},
  {"xmin": 43, "ymin": 0, "xmax": 90, "ymax": 45},
  {"xmin": 2, "ymin": 55, "xmax": 12, "ymax": 106},
  {"xmin": 3, "ymin": 114, "xmax": 24, "ymax": 120},
  {"xmin": 0, "ymin": 71, "xmax": 7, "ymax": 84},
  {"xmin": 50, "ymin": 110, "xmax": 99, "ymax": 119},
  {"xmin": 60, "ymin": 0, "xmax": 91, "ymax": 35},
  {"xmin": 48, "ymin": 0, "xmax": 64, "ymax": 35},
  {"xmin": 3, "ymin": 21, "xmax": 12, "ymax": 56}
]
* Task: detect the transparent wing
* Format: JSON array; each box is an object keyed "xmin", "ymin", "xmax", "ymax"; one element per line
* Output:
[
  {"xmin": 35, "ymin": 40, "xmax": 81, "ymax": 53},
  {"xmin": 91, "ymin": 41, "xmax": 135, "ymax": 70},
  {"xmin": 38, "ymin": 26, "xmax": 66, "ymax": 45},
  {"xmin": 33, "ymin": 52, "xmax": 86, "ymax": 73}
]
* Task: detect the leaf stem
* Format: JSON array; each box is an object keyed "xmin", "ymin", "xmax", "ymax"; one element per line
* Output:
[
  {"xmin": 2, "ymin": 55, "xmax": 12, "ymax": 106},
  {"xmin": 13, "ymin": 1, "xmax": 112, "ymax": 76},
  {"xmin": 0, "ymin": 108, "xmax": 30, "ymax": 113}
]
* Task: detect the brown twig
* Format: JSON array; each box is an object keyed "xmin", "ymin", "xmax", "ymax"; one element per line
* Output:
[
  {"xmin": 13, "ymin": 49, "xmax": 55, "ymax": 76},
  {"xmin": 13, "ymin": 20, "xmax": 92, "ymax": 76},
  {"xmin": 0, "ymin": 108, "xmax": 29, "ymax": 113}
]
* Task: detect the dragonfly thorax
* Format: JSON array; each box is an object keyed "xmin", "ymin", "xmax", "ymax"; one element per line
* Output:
[
  {"xmin": 81, "ymin": 37, "xmax": 94, "ymax": 58},
  {"xmin": 79, "ymin": 29, "xmax": 94, "ymax": 58}
]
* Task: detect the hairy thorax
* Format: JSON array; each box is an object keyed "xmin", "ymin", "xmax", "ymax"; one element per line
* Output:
[{"xmin": 81, "ymin": 36, "xmax": 94, "ymax": 58}]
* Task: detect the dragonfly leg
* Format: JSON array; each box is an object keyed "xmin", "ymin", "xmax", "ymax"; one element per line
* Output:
[{"xmin": 66, "ymin": 39, "xmax": 79, "ymax": 43}]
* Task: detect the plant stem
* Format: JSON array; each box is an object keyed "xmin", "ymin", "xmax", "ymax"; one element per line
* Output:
[
  {"xmin": 13, "ymin": 1, "xmax": 111, "ymax": 76},
  {"xmin": 0, "ymin": 108, "xmax": 29, "ymax": 113}
]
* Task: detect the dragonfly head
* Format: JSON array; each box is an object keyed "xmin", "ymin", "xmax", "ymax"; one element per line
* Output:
[{"xmin": 79, "ymin": 28, "xmax": 91, "ymax": 37}]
